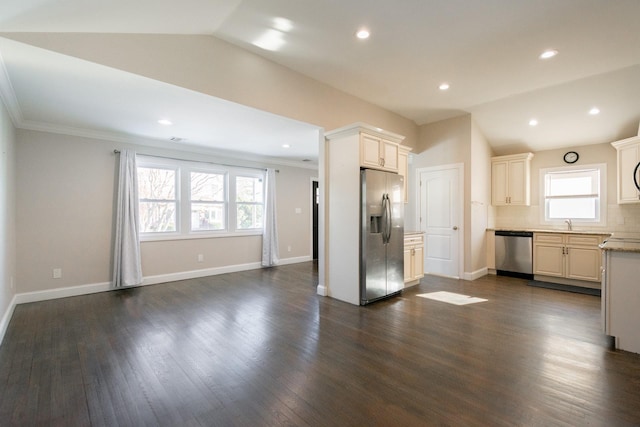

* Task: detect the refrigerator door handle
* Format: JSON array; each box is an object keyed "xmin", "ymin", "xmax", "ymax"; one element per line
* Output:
[
  {"xmin": 384, "ymin": 193, "xmax": 392, "ymax": 244},
  {"xmin": 381, "ymin": 194, "xmax": 389, "ymax": 244}
]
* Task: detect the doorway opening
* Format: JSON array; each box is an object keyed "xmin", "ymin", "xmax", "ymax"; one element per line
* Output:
[{"xmin": 312, "ymin": 179, "xmax": 319, "ymax": 260}]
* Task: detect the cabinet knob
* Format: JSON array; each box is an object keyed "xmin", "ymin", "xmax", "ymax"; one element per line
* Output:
[{"xmin": 453, "ymin": 226, "xmax": 458, "ymax": 230}]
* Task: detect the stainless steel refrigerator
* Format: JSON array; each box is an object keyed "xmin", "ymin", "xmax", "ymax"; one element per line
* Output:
[{"xmin": 360, "ymin": 169, "xmax": 405, "ymax": 305}]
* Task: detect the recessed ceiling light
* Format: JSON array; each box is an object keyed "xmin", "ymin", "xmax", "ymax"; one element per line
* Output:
[
  {"xmin": 529, "ymin": 119, "xmax": 539, "ymax": 127},
  {"xmin": 253, "ymin": 29, "xmax": 286, "ymax": 51},
  {"xmin": 282, "ymin": 144, "xmax": 291, "ymax": 148},
  {"xmin": 589, "ymin": 107, "xmax": 600, "ymax": 115},
  {"xmin": 356, "ymin": 29, "xmax": 370, "ymax": 39},
  {"xmin": 439, "ymin": 83, "xmax": 450, "ymax": 91},
  {"xmin": 539, "ymin": 49, "xmax": 558, "ymax": 60},
  {"xmin": 273, "ymin": 17, "xmax": 293, "ymax": 32},
  {"xmin": 157, "ymin": 119, "xmax": 173, "ymax": 126}
]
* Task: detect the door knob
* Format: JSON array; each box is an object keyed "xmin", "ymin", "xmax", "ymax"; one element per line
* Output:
[{"xmin": 453, "ymin": 226, "xmax": 458, "ymax": 230}]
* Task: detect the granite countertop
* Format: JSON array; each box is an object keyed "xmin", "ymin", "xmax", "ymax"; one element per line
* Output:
[
  {"xmin": 405, "ymin": 230, "xmax": 424, "ymax": 236},
  {"xmin": 487, "ymin": 228, "xmax": 611, "ymax": 236},
  {"xmin": 599, "ymin": 238, "xmax": 640, "ymax": 253}
]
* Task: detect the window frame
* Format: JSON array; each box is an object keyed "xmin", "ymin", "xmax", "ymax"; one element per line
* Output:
[
  {"xmin": 539, "ymin": 163, "xmax": 607, "ymax": 227},
  {"xmin": 235, "ymin": 173, "xmax": 265, "ymax": 231},
  {"xmin": 137, "ymin": 156, "xmax": 266, "ymax": 241},
  {"xmin": 189, "ymin": 168, "xmax": 228, "ymax": 233},
  {"xmin": 137, "ymin": 162, "xmax": 180, "ymax": 236}
]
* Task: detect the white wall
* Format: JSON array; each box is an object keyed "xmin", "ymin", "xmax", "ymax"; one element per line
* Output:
[
  {"xmin": 0, "ymin": 95, "xmax": 17, "ymax": 339},
  {"xmin": 15, "ymin": 129, "xmax": 317, "ymax": 294}
]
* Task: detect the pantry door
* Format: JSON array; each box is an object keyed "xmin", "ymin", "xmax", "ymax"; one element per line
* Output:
[{"xmin": 418, "ymin": 164, "xmax": 463, "ymax": 278}]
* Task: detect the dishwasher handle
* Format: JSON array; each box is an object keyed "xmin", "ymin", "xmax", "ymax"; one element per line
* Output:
[{"xmin": 495, "ymin": 230, "xmax": 533, "ymax": 238}]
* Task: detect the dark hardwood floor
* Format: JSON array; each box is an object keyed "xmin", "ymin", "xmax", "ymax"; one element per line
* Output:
[{"xmin": 1, "ymin": 262, "xmax": 639, "ymax": 426}]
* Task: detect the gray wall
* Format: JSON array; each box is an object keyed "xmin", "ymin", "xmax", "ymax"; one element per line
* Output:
[{"xmin": 16, "ymin": 129, "xmax": 317, "ymax": 293}]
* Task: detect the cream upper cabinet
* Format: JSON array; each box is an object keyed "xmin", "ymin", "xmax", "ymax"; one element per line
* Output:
[
  {"xmin": 533, "ymin": 233, "xmax": 606, "ymax": 282},
  {"xmin": 491, "ymin": 153, "xmax": 534, "ymax": 206},
  {"xmin": 398, "ymin": 146, "xmax": 412, "ymax": 203},
  {"xmin": 360, "ymin": 133, "xmax": 399, "ymax": 172},
  {"xmin": 611, "ymin": 136, "xmax": 640, "ymax": 204}
]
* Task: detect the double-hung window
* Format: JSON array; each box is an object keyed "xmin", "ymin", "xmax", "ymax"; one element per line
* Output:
[
  {"xmin": 236, "ymin": 175, "xmax": 264, "ymax": 230},
  {"xmin": 540, "ymin": 163, "xmax": 606, "ymax": 226},
  {"xmin": 136, "ymin": 156, "xmax": 265, "ymax": 239},
  {"xmin": 138, "ymin": 165, "xmax": 178, "ymax": 233},
  {"xmin": 191, "ymin": 171, "xmax": 226, "ymax": 231}
]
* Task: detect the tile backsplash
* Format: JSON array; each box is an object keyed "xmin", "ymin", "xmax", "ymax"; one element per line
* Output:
[{"xmin": 493, "ymin": 204, "xmax": 640, "ymax": 235}]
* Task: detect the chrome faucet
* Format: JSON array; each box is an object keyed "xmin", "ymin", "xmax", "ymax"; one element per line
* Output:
[{"xmin": 565, "ymin": 219, "xmax": 573, "ymax": 231}]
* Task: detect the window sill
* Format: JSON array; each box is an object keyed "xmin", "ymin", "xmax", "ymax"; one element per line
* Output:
[{"xmin": 140, "ymin": 230, "xmax": 263, "ymax": 242}]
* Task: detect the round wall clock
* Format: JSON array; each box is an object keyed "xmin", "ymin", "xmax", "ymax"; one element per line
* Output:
[{"xmin": 563, "ymin": 151, "xmax": 579, "ymax": 164}]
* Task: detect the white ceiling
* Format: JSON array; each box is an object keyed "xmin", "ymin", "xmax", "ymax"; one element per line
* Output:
[{"xmin": 1, "ymin": 0, "xmax": 639, "ymax": 160}]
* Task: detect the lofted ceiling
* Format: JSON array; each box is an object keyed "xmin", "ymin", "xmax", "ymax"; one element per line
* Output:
[{"xmin": 1, "ymin": 0, "xmax": 639, "ymax": 161}]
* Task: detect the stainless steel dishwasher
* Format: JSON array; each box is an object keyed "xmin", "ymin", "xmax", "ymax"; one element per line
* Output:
[{"xmin": 495, "ymin": 230, "xmax": 533, "ymax": 280}]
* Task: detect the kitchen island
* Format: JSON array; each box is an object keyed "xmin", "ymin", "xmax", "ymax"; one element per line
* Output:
[{"xmin": 600, "ymin": 237, "xmax": 640, "ymax": 354}]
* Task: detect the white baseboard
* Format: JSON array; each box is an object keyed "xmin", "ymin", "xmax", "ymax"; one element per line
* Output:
[
  {"xmin": 1, "ymin": 257, "xmax": 313, "ymax": 347},
  {"xmin": 275, "ymin": 255, "xmax": 313, "ymax": 266},
  {"xmin": 316, "ymin": 284, "xmax": 328, "ymax": 296},
  {"xmin": 15, "ymin": 281, "xmax": 112, "ymax": 305},
  {"xmin": 0, "ymin": 294, "xmax": 17, "ymax": 346},
  {"xmin": 13, "ymin": 256, "xmax": 313, "ymax": 305},
  {"xmin": 463, "ymin": 267, "xmax": 488, "ymax": 281},
  {"xmin": 142, "ymin": 262, "xmax": 263, "ymax": 286}
]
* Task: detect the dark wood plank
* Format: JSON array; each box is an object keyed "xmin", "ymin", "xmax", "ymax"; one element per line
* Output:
[{"xmin": 0, "ymin": 262, "xmax": 639, "ymax": 426}]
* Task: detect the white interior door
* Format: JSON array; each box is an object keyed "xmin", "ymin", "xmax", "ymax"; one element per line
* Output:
[{"xmin": 419, "ymin": 165, "xmax": 462, "ymax": 278}]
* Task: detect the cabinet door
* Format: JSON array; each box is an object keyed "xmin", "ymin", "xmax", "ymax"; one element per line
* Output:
[
  {"xmin": 507, "ymin": 159, "xmax": 529, "ymax": 205},
  {"xmin": 381, "ymin": 140, "xmax": 399, "ymax": 172},
  {"xmin": 617, "ymin": 143, "xmax": 640, "ymax": 203},
  {"xmin": 486, "ymin": 231, "xmax": 496, "ymax": 269},
  {"xmin": 413, "ymin": 246, "xmax": 424, "ymax": 279},
  {"xmin": 566, "ymin": 247, "xmax": 601, "ymax": 282},
  {"xmin": 533, "ymin": 244, "xmax": 565, "ymax": 277},
  {"xmin": 361, "ymin": 135, "xmax": 382, "ymax": 169},
  {"xmin": 404, "ymin": 247, "xmax": 413, "ymax": 282},
  {"xmin": 491, "ymin": 161, "xmax": 508, "ymax": 206},
  {"xmin": 398, "ymin": 148, "xmax": 409, "ymax": 203}
]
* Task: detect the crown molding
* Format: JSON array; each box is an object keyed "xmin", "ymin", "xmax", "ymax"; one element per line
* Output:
[{"xmin": 18, "ymin": 119, "xmax": 318, "ymax": 170}]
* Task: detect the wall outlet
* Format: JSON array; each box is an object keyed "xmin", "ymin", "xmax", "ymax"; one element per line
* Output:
[
  {"xmin": 295, "ymin": 208, "xmax": 302, "ymax": 214},
  {"xmin": 287, "ymin": 245, "xmax": 292, "ymax": 252},
  {"xmin": 52, "ymin": 268, "xmax": 62, "ymax": 279},
  {"xmin": 10, "ymin": 276, "xmax": 14, "ymax": 290},
  {"xmin": 197, "ymin": 254, "xmax": 204, "ymax": 263}
]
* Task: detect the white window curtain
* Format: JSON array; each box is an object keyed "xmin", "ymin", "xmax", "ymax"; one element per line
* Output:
[
  {"xmin": 262, "ymin": 168, "xmax": 279, "ymax": 267},
  {"xmin": 112, "ymin": 149, "xmax": 143, "ymax": 287}
]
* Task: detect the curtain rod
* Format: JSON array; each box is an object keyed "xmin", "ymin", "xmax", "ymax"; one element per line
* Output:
[{"xmin": 113, "ymin": 149, "xmax": 278, "ymax": 173}]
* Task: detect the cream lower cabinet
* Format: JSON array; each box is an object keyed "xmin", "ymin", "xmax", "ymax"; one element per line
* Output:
[
  {"xmin": 404, "ymin": 233, "xmax": 424, "ymax": 286},
  {"xmin": 534, "ymin": 233, "xmax": 606, "ymax": 283}
]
